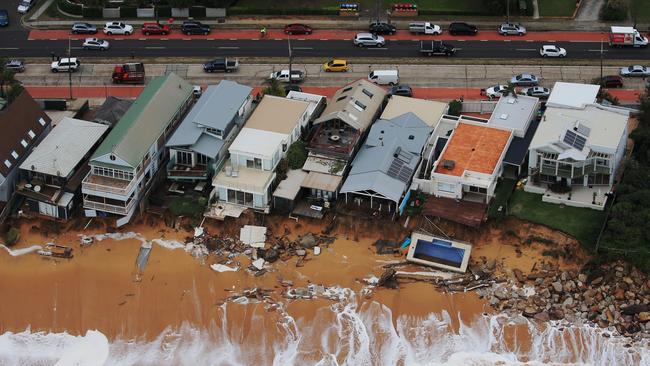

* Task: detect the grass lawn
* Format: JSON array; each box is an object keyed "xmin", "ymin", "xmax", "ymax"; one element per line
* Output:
[
  {"xmin": 488, "ymin": 178, "xmax": 517, "ymax": 219},
  {"xmin": 233, "ymin": 0, "xmax": 485, "ymax": 12},
  {"xmin": 631, "ymin": 0, "xmax": 650, "ymax": 22},
  {"xmin": 508, "ymin": 190, "xmax": 606, "ymax": 249},
  {"xmin": 537, "ymin": 0, "xmax": 578, "ymax": 17},
  {"xmin": 169, "ymin": 195, "xmax": 208, "ymax": 217}
]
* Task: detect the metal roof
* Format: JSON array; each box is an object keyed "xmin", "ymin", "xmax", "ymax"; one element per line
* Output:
[
  {"xmin": 20, "ymin": 117, "xmax": 108, "ymax": 178},
  {"xmin": 91, "ymin": 73, "xmax": 193, "ymax": 167},
  {"xmin": 380, "ymin": 96, "xmax": 448, "ymax": 128},
  {"xmin": 314, "ymin": 79, "xmax": 387, "ymax": 131},
  {"xmin": 503, "ymin": 118, "xmax": 540, "ymax": 166},
  {"xmin": 191, "ymin": 133, "xmax": 224, "ymax": 158},
  {"xmin": 244, "ymin": 95, "xmax": 309, "ymax": 135},
  {"xmin": 546, "ymin": 82, "xmax": 600, "ymax": 109},
  {"xmin": 488, "ymin": 95, "xmax": 538, "ymax": 138},
  {"xmin": 273, "ymin": 169, "xmax": 308, "ymax": 200}
]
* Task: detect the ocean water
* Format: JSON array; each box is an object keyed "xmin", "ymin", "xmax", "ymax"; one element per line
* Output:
[{"xmin": 1, "ymin": 288, "xmax": 648, "ymax": 366}]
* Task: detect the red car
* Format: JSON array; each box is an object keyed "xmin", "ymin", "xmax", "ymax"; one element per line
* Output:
[
  {"xmin": 141, "ymin": 22, "xmax": 170, "ymax": 35},
  {"xmin": 284, "ymin": 23, "xmax": 312, "ymax": 35}
]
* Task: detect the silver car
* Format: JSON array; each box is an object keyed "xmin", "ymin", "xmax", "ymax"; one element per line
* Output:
[
  {"xmin": 498, "ymin": 23, "xmax": 526, "ymax": 36},
  {"xmin": 510, "ymin": 73, "xmax": 539, "ymax": 86},
  {"xmin": 521, "ymin": 86, "xmax": 550, "ymax": 99},
  {"xmin": 82, "ymin": 38, "xmax": 109, "ymax": 50},
  {"xmin": 353, "ymin": 33, "xmax": 385, "ymax": 47},
  {"xmin": 619, "ymin": 65, "xmax": 650, "ymax": 77}
]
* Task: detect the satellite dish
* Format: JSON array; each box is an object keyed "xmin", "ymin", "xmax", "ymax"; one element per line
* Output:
[{"xmin": 34, "ymin": 185, "xmax": 41, "ymax": 192}]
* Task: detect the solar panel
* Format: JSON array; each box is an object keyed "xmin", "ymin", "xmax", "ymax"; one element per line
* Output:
[
  {"xmin": 387, "ymin": 158, "xmax": 414, "ymax": 183},
  {"xmin": 563, "ymin": 130, "xmax": 587, "ymax": 151}
]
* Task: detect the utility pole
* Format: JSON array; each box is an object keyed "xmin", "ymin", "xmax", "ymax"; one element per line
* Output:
[
  {"xmin": 287, "ymin": 36, "xmax": 293, "ymax": 92},
  {"xmin": 506, "ymin": 0, "xmax": 510, "ymax": 23},
  {"xmin": 68, "ymin": 37, "xmax": 73, "ymax": 100}
]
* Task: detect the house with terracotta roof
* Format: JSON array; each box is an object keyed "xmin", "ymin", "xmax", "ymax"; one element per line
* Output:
[{"xmin": 0, "ymin": 91, "xmax": 52, "ymax": 220}]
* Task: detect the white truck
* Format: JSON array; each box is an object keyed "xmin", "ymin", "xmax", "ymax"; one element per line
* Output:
[
  {"xmin": 408, "ymin": 22, "xmax": 442, "ymax": 35},
  {"xmin": 268, "ymin": 69, "xmax": 305, "ymax": 83},
  {"xmin": 609, "ymin": 26, "xmax": 648, "ymax": 48}
]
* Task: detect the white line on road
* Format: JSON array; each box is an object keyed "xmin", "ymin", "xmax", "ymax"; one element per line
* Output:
[
  {"xmin": 145, "ymin": 46, "xmax": 166, "ymax": 49},
  {"xmin": 229, "ymin": 38, "xmax": 237, "ymax": 41},
  {"xmin": 588, "ymin": 49, "xmax": 609, "ymax": 52},
  {"xmin": 293, "ymin": 47, "xmax": 313, "ymax": 50},
  {"xmin": 367, "ymin": 48, "xmax": 388, "ymax": 50},
  {"xmin": 516, "ymin": 48, "xmax": 537, "ymax": 51},
  {"xmin": 0, "ymin": 47, "xmax": 19, "ymax": 50},
  {"xmin": 480, "ymin": 40, "xmax": 488, "ymax": 42},
  {"xmin": 138, "ymin": 38, "xmax": 146, "ymax": 41},
  {"xmin": 218, "ymin": 46, "xmax": 239, "ymax": 49}
]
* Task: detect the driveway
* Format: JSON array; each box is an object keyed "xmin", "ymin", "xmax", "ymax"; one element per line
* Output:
[{"xmin": 575, "ymin": 0, "xmax": 605, "ymax": 21}]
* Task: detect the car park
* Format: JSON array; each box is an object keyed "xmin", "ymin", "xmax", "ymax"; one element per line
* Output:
[
  {"xmin": 323, "ymin": 59, "xmax": 349, "ymax": 72},
  {"xmin": 4, "ymin": 60, "xmax": 25, "ymax": 73},
  {"xmin": 82, "ymin": 38, "xmax": 110, "ymax": 50},
  {"xmin": 181, "ymin": 21, "xmax": 210, "ymax": 35},
  {"xmin": 103, "ymin": 21, "xmax": 133, "ymax": 35},
  {"xmin": 388, "ymin": 85, "xmax": 413, "ymax": 97},
  {"xmin": 203, "ymin": 58, "xmax": 239, "ymax": 73},
  {"xmin": 481, "ymin": 85, "xmax": 509, "ymax": 99},
  {"xmin": 71, "ymin": 22, "xmax": 97, "ymax": 34},
  {"xmin": 595, "ymin": 75, "xmax": 624, "ymax": 88},
  {"xmin": 521, "ymin": 86, "xmax": 550, "ymax": 98},
  {"xmin": 369, "ymin": 22, "xmax": 396, "ymax": 35},
  {"xmin": 284, "ymin": 23, "xmax": 312, "ymax": 35},
  {"xmin": 141, "ymin": 22, "xmax": 170, "ymax": 35},
  {"xmin": 0, "ymin": 9, "xmax": 10, "ymax": 27},
  {"xmin": 510, "ymin": 73, "xmax": 539, "ymax": 86},
  {"xmin": 498, "ymin": 23, "xmax": 526, "ymax": 36},
  {"xmin": 448, "ymin": 22, "xmax": 478, "ymax": 36},
  {"xmin": 51, "ymin": 58, "xmax": 80, "ymax": 73},
  {"xmin": 539, "ymin": 45, "xmax": 567, "ymax": 58},
  {"xmin": 17, "ymin": 0, "xmax": 35, "ymax": 14},
  {"xmin": 620, "ymin": 65, "xmax": 650, "ymax": 77},
  {"xmin": 353, "ymin": 33, "xmax": 385, "ymax": 47}
]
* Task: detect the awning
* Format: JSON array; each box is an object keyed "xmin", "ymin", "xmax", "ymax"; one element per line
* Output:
[
  {"xmin": 301, "ymin": 171, "xmax": 343, "ymax": 193},
  {"xmin": 273, "ymin": 169, "xmax": 308, "ymax": 200}
]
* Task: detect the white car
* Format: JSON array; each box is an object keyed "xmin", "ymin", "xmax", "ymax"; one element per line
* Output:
[
  {"xmin": 51, "ymin": 58, "xmax": 80, "ymax": 73},
  {"xmin": 103, "ymin": 21, "xmax": 133, "ymax": 35},
  {"xmin": 539, "ymin": 45, "xmax": 567, "ymax": 58},
  {"xmin": 619, "ymin": 65, "xmax": 650, "ymax": 77},
  {"xmin": 268, "ymin": 69, "xmax": 305, "ymax": 83},
  {"xmin": 17, "ymin": 0, "xmax": 35, "ymax": 14},
  {"xmin": 82, "ymin": 38, "xmax": 109, "ymax": 51},
  {"xmin": 481, "ymin": 84, "xmax": 509, "ymax": 99},
  {"xmin": 353, "ymin": 33, "xmax": 385, "ymax": 47}
]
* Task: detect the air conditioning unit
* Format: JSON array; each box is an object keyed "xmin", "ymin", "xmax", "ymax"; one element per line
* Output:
[{"xmin": 442, "ymin": 160, "xmax": 455, "ymax": 170}]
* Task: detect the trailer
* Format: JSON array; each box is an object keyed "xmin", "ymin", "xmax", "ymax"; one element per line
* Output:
[{"xmin": 419, "ymin": 41, "xmax": 456, "ymax": 56}]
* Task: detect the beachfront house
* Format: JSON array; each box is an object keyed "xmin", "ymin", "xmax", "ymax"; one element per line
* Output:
[
  {"xmin": 339, "ymin": 112, "xmax": 433, "ymax": 216},
  {"xmin": 524, "ymin": 83, "xmax": 629, "ymax": 210},
  {"xmin": 166, "ymin": 80, "xmax": 253, "ymax": 184},
  {"xmin": 0, "ymin": 91, "xmax": 52, "ymax": 221},
  {"xmin": 82, "ymin": 73, "xmax": 194, "ymax": 226},
  {"xmin": 17, "ymin": 117, "xmax": 109, "ymax": 220},
  {"xmin": 301, "ymin": 79, "xmax": 387, "ymax": 202},
  {"xmin": 380, "ymin": 95, "xmax": 448, "ymax": 128},
  {"xmin": 211, "ymin": 95, "xmax": 311, "ymax": 215}
]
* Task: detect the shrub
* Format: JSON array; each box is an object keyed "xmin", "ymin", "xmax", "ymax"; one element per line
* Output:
[
  {"xmin": 448, "ymin": 99, "xmax": 462, "ymax": 116},
  {"xmin": 120, "ymin": 5, "xmax": 137, "ymax": 17},
  {"xmin": 189, "ymin": 6, "xmax": 206, "ymax": 18},
  {"xmin": 82, "ymin": 6, "xmax": 103, "ymax": 18},
  {"xmin": 549, "ymin": 180, "xmax": 571, "ymax": 194},
  {"xmin": 286, "ymin": 140, "xmax": 308, "ymax": 169},
  {"xmin": 4, "ymin": 227, "xmax": 20, "ymax": 247},
  {"xmin": 600, "ymin": 0, "xmax": 628, "ymax": 21},
  {"xmin": 58, "ymin": 0, "xmax": 83, "ymax": 15},
  {"xmin": 226, "ymin": 7, "xmax": 338, "ymax": 16},
  {"xmin": 156, "ymin": 5, "xmax": 171, "ymax": 17}
]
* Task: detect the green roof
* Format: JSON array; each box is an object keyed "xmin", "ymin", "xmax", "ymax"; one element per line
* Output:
[{"xmin": 91, "ymin": 73, "xmax": 193, "ymax": 167}]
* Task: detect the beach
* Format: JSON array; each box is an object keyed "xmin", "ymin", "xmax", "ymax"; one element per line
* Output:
[{"xmin": 0, "ymin": 214, "xmax": 647, "ymax": 365}]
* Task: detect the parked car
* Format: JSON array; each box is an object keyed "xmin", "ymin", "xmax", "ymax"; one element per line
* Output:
[
  {"xmin": 141, "ymin": 22, "xmax": 170, "ymax": 35},
  {"xmin": 498, "ymin": 23, "xmax": 526, "ymax": 36},
  {"xmin": 268, "ymin": 69, "xmax": 305, "ymax": 83},
  {"xmin": 510, "ymin": 73, "xmax": 539, "ymax": 86},
  {"xmin": 368, "ymin": 70, "xmax": 399, "ymax": 85},
  {"xmin": 481, "ymin": 84, "xmax": 509, "ymax": 99},
  {"xmin": 0, "ymin": 9, "xmax": 10, "ymax": 27},
  {"xmin": 521, "ymin": 86, "xmax": 550, "ymax": 98},
  {"xmin": 284, "ymin": 23, "xmax": 312, "ymax": 35},
  {"xmin": 71, "ymin": 22, "xmax": 97, "ymax": 34},
  {"xmin": 51, "ymin": 58, "xmax": 80, "ymax": 73},
  {"xmin": 353, "ymin": 32, "xmax": 385, "ymax": 47},
  {"xmin": 322, "ymin": 59, "xmax": 349, "ymax": 72},
  {"xmin": 103, "ymin": 21, "xmax": 133, "ymax": 35},
  {"xmin": 369, "ymin": 22, "xmax": 396, "ymax": 35},
  {"xmin": 181, "ymin": 21, "xmax": 210, "ymax": 35},
  {"xmin": 203, "ymin": 58, "xmax": 239, "ymax": 73},
  {"xmin": 620, "ymin": 65, "xmax": 650, "ymax": 77},
  {"xmin": 284, "ymin": 84, "xmax": 302, "ymax": 94},
  {"xmin": 82, "ymin": 37, "xmax": 109, "ymax": 51},
  {"xmin": 448, "ymin": 22, "xmax": 478, "ymax": 36},
  {"xmin": 539, "ymin": 45, "xmax": 567, "ymax": 58},
  {"xmin": 409, "ymin": 22, "xmax": 441, "ymax": 35},
  {"xmin": 595, "ymin": 75, "xmax": 624, "ymax": 88},
  {"xmin": 388, "ymin": 85, "xmax": 413, "ymax": 97},
  {"xmin": 17, "ymin": 0, "xmax": 35, "ymax": 14},
  {"xmin": 4, "ymin": 59, "xmax": 25, "ymax": 73}
]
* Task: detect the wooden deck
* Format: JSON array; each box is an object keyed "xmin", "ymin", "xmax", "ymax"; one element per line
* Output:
[{"xmin": 422, "ymin": 196, "xmax": 487, "ymax": 228}]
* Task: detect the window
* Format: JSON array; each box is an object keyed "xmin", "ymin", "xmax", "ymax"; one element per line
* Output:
[
  {"xmin": 227, "ymin": 189, "xmax": 253, "ymax": 206},
  {"xmin": 205, "ymin": 127, "xmax": 222, "ymax": 137},
  {"xmin": 353, "ymin": 100, "xmax": 366, "ymax": 111},
  {"xmin": 196, "ymin": 153, "xmax": 208, "ymax": 165},
  {"xmin": 11, "ymin": 151, "xmax": 18, "ymax": 159},
  {"xmin": 596, "ymin": 158, "xmax": 609, "ymax": 167},
  {"xmin": 437, "ymin": 182, "xmax": 454, "ymax": 193},
  {"xmin": 468, "ymin": 186, "xmax": 487, "ymax": 194},
  {"xmin": 246, "ymin": 158, "xmax": 262, "ymax": 169},
  {"xmin": 4, "ymin": 160, "xmax": 11, "ymax": 168},
  {"xmin": 20, "ymin": 139, "xmax": 28, "ymax": 148},
  {"xmin": 361, "ymin": 88, "xmax": 374, "ymax": 98},
  {"xmin": 342, "ymin": 87, "xmax": 353, "ymax": 93},
  {"xmin": 176, "ymin": 150, "xmax": 193, "ymax": 166},
  {"xmin": 28, "ymin": 130, "xmax": 35, "ymax": 139},
  {"xmin": 38, "ymin": 118, "xmax": 46, "ymax": 126}
]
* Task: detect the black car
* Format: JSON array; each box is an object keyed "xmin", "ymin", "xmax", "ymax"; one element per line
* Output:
[
  {"xmin": 181, "ymin": 21, "xmax": 210, "ymax": 35},
  {"xmin": 284, "ymin": 84, "xmax": 302, "ymax": 94},
  {"xmin": 203, "ymin": 57, "xmax": 238, "ymax": 73},
  {"xmin": 71, "ymin": 22, "xmax": 97, "ymax": 34},
  {"xmin": 369, "ymin": 22, "xmax": 396, "ymax": 35},
  {"xmin": 448, "ymin": 22, "xmax": 478, "ymax": 36},
  {"xmin": 388, "ymin": 85, "xmax": 412, "ymax": 97},
  {"xmin": 0, "ymin": 9, "xmax": 9, "ymax": 27}
]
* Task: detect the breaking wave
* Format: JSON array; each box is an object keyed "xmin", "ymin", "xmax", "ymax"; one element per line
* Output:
[{"xmin": 1, "ymin": 288, "xmax": 649, "ymax": 366}]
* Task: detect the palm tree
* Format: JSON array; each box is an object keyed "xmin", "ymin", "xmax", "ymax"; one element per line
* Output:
[
  {"xmin": 262, "ymin": 77, "xmax": 285, "ymax": 97},
  {"xmin": 503, "ymin": 82, "xmax": 518, "ymax": 98}
]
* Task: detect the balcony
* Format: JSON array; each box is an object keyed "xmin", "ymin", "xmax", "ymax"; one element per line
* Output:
[
  {"xmin": 82, "ymin": 172, "xmax": 136, "ymax": 196},
  {"xmin": 167, "ymin": 163, "xmax": 208, "ymax": 179},
  {"xmin": 83, "ymin": 195, "xmax": 135, "ymax": 215},
  {"xmin": 15, "ymin": 180, "xmax": 62, "ymax": 204},
  {"xmin": 540, "ymin": 163, "xmax": 611, "ymax": 179}
]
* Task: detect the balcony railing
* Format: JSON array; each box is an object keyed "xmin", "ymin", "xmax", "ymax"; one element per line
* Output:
[
  {"xmin": 540, "ymin": 163, "xmax": 611, "ymax": 179},
  {"xmin": 167, "ymin": 164, "xmax": 208, "ymax": 178},
  {"xmin": 83, "ymin": 199, "xmax": 135, "ymax": 215},
  {"xmin": 82, "ymin": 172, "xmax": 137, "ymax": 196}
]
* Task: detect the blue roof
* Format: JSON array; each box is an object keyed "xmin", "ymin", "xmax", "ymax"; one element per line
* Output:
[{"xmin": 413, "ymin": 238, "xmax": 465, "ymax": 267}]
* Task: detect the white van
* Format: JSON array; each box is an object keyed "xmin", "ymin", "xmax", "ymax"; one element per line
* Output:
[{"xmin": 368, "ymin": 70, "xmax": 399, "ymax": 85}]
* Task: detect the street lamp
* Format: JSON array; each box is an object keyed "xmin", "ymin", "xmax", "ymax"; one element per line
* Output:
[{"xmin": 600, "ymin": 33, "xmax": 604, "ymax": 83}]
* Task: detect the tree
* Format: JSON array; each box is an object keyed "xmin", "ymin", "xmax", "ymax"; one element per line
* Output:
[
  {"xmin": 261, "ymin": 77, "xmax": 285, "ymax": 97},
  {"xmin": 286, "ymin": 140, "xmax": 308, "ymax": 169},
  {"xmin": 6, "ymin": 82, "xmax": 23, "ymax": 103},
  {"xmin": 168, "ymin": 0, "xmax": 193, "ymax": 8}
]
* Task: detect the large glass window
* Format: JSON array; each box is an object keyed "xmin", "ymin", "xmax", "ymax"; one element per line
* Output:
[
  {"xmin": 246, "ymin": 158, "xmax": 262, "ymax": 169},
  {"xmin": 196, "ymin": 153, "xmax": 208, "ymax": 165},
  {"xmin": 227, "ymin": 189, "xmax": 253, "ymax": 206},
  {"xmin": 176, "ymin": 150, "xmax": 193, "ymax": 166},
  {"xmin": 437, "ymin": 182, "xmax": 455, "ymax": 193}
]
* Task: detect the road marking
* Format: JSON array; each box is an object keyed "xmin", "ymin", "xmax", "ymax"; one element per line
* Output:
[
  {"xmin": 516, "ymin": 48, "xmax": 537, "ymax": 51},
  {"xmin": 182, "ymin": 38, "xmax": 191, "ymax": 41},
  {"xmin": 480, "ymin": 39, "xmax": 488, "ymax": 42},
  {"xmin": 320, "ymin": 39, "xmax": 328, "ymax": 41},
  {"xmin": 0, "ymin": 47, "xmax": 19, "ymax": 50},
  {"xmin": 293, "ymin": 47, "xmax": 313, "ymax": 50},
  {"xmin": 548, "ymin": 40, "xmax": 556, "ymax": 42},
  {"xmin": 207, "ymin": 38, "xmax": 214, "ymax": 41},
  {"xmin": 218, "ymin": 46, "xmax": 239, "ymax": 49},
  {"xmin": 588, "ymin": 49, "xmax": 608, "ymax": 52},
  {"xmin": 138, "ymin": 38, "xmax": 146, "ymax": 41},
  {"xmin": 297, "ymin": 38, "xmax": 305, "ymax": 41},
  {"xmin": 368, "ymin": 47, "xmax": 388, "ymax": 50},
  {"xmin": 526, "ymin": 40, "xmax": 533, "ymax": 42},
  {"xmin": 273, "ymin": 38, "xmax": 282, "ymax": 41},
  {"xmin": 229, "ymin": 38, "xmax": 237, "ymax": 40},
  {"xmin": 161, "ymin": 38, "xmax": 168, "ymax": 40},
  {"xmin": 503, "ymin": 39, "xmax": 511, "ymax": 42},
  {"xmin": 145, "ymin": 46, "xmax": 165, "ymax": 49},
  {"xmin": 457, "ymin": 39, "xmax": 466, "ymax": 42}
]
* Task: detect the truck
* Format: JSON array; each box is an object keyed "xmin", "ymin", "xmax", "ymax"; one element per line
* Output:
[
  {"xmin": 268, "ymin": 69, "xmax": 305, "ymax": 83},
  {"xmin": 409, "ymin": 22, "xmax": 441, "ymax": 35},
  {"xmin": 609, "ymin": 26, "xmax": 648, "ymax": 48},
  {"xmin": 203, "ymin": 58, "xmax": 239, "ymax": 73},
  {"xmin": 112, "ymin": 62, "xmax": 145, "ymax": 84},
  {"xmin": 419, "ymin": 41, "xmax": 456, "ymax": 56}
]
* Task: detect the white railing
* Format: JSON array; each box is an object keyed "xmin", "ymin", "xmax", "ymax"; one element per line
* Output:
[
  {"xmin": 83, "ymin": 199, "xmax": 135, "ymax": 215},
  {"xmin": 461, "ymin": 101, "xmax": 497, "ymax": 114},
  {"xmin": 82, "ymin": 172, "xmax": 137, "ymax": 196}
]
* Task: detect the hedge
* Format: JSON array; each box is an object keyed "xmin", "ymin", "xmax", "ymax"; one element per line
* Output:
[
  {"xmin": 227, "ymin": 7, "xmax": 338, "ymax": 15},
  {"xmin": 189, "ymin": 6, "xmax": 206, "ymax": 18},
  {"xmin": 418, "ymin": 9, "xmax": 493, "ymax": 16},
  {"xmin": 58, "ymin": 0, "xmax": 83, "ymax": 15},
  {"xmin": 120, "ymin": 5, "xmax": 137, "ymax": 17},
  {"xmin": 82, "ymin": 6, "xmax": 103, "ymax": 18},
  {"xmin": 156, "ymin": 5, "xmax": 171, "ymax": 17}
]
